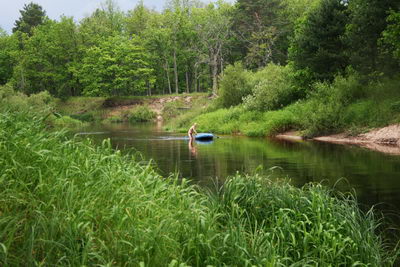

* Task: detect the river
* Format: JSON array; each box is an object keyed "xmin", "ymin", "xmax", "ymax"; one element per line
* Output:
[{"xmin": 75, "ymin": 122, "xmax": 400, "ymax": 223}]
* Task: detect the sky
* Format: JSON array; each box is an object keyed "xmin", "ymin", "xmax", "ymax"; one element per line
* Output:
[{"xmin": 0, "ymin": 0, "xmax": 233, "ymax": 34}]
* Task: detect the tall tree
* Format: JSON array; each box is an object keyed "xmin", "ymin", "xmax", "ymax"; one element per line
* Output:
[
  {"xmin": 232, "ymin": 0, "xmax": 288, "ymax": 68},
  {"xmin": 125, "ymin": 0, "xmax": 154, "ymax": 36},
  {"xmin": 143, "ymin": 14, "xmax": 174, "ymax": 94},
  {"xmin": 289, "ymin": 0, "xmax": 349, "ymax": 81},
  {"xmin": 12, "ymin": 18, "xmax": 81, "ymax": 97},
  {"xmin": 0, "ymin": 31, "xmax": 19, "ymax": 85},
  {"xmin": 193, "ymin": 2, "xmax": 232, "ymax": 94},
  {"xmin": 346, "ymin": 0, "xmax": 399, "ymax": 74},
  {"xmin": 77, "ymin": 35, "xmax": 154, "ymax": 96},
  {"xmin": 79, "ymin": 0, "xmax": 124, "ymax": 47},
  {"xmin": 382, "ymin": 10, "xmax": 400, "ymax": 61},
  {"xmin": 12, "ymin": 2, "xmax": 47, "ymax": 36}
]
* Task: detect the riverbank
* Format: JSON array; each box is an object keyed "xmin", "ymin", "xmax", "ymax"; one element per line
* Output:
[
  {"xmin": 276, "ymin": 125, "xmax": 400, "ymax": 155},
  {"xmin": 55, "ymin": 93, "xmax": 209, "ymax": 124},
  {"xmin": 1, "ymin": 99, "xmax": 399, "ymax": 265}
]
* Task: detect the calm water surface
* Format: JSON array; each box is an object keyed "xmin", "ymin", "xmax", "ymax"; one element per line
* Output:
[{"xmin": 75, "ymin": 123, "xmax": 400, "ymax": 218}]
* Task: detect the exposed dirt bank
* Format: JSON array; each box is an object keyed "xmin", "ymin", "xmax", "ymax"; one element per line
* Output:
[
  {"xmin": 277, "ymin": 125, "xmax": 400, "ymax": 155},
  {"xmin": 106, "ymin": 95, "xmax": 200, "ymax": 121}
]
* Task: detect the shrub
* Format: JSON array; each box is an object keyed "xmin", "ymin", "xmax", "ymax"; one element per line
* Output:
[
  {"xmin": 104, "ymin": 115, "xmax": 124, "ymax": 123},
  {"xmin": 0, "ymin": 84, "xmax": 15, "ymax": 99},
  {"xmin": 295, "ymin": 75, "xmax": 364, "ymax": 137},
  {"xmin": 129, "ymin": 105, "xmax": 156, "ymax": 123},
  {"xmin": 263, "ymin": 109, "xmax": 298, "ymax": 135},
  {"xmin": 53, "ymin": 115, "xmax": 84, "ymax": 127},
  {"xmin": 70, "ymin": 112, "xmax": 96, "ymax": 122},
  {"xmin": 27, "ymin": 90, "xmax": 55, "ymax": 107},
  {"xmin": 243, "ymin": 64, "xmax": 298, "ymax": 111},
  {"xmin": 0, "ymin": 85, "xmax": 54, "ymax": 114},
  {"xmin": 162, "ymin": 99, "xmax": 187, "ymax": 121},
  {"xmin": 217, "ymin": 62, "xmax": 253, "ymax": 108}
]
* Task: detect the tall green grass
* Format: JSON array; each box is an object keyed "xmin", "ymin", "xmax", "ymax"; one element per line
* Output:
[{"xmin": 0, "ymin": 110, "xmax": 398, "ymax": 266}]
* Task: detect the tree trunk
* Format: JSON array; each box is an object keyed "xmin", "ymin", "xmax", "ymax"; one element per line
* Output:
[
  {"xmin": 194, "ymin": 67, "xmax": 198, "ymax": 93},
  {"xmin": 211, "ymin": 53, "xmax": 218, "ymax": 95},
  {"xmin": 173, "ymin": 49, "xmax": 179, "ymax": 94},
  {"xmin": 185, "ymin": 71, "xmax": 189, "ymax": 93},
  {"xmin": 165, "ymin": 59, "xmax": 172, "ymax": 94},
  {"xmin": 148, "ymin": 81, "xmax": 151, "ymax": 96},
  {"xmin": 220, "ymin": 53, "xmax": 224, "ymax": 76}
]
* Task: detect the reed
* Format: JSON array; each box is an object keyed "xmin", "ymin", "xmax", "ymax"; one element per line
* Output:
[{"xmin": 0, "ymin": 110, "xmax": 398, "ymax": 266}]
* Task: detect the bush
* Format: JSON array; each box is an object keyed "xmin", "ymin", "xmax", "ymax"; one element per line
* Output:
[
  {"xmin": 104, "ymin": 115, "xmax": 124, "ymax": 123},
  {"xmin": 128, "ymin": 105, "xmax": 156, "ymax": 123},
  {"xmin": 162, "ymin": 99, "xmax": 187, "ymax": 121},
  {"xmin": 70, "ymin": 112, "xmax": 96, "ymax": 122},
  {"xmin": 217, "ymin": 62, "xmax": 253, "ymax": 108},
  {"xmin": 53, "ymin": 115, "xmax": 85, "ymax": 127},
  {"xmin": 27, "ymin": 90, "xmax": 55, "ymax": 107},
  {"xmin": 295, "ymin": 75, "xmax": 364, "ymax": 137},
  {"xmin": 0, "ymin": 85, "xmax": 54, "ymax": 114},
  {"xmin": 243, "ymin": 64, "xmax": 298, "ymax": 111}
]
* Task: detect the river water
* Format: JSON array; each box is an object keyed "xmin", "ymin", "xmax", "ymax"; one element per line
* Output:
[{"xmin": 75, "ymin": 122, "xmax": 400, "ymax": 222}]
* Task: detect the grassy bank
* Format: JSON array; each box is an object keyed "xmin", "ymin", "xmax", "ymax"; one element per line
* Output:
[
  {"xmin": 167, "ymin": 75, "xmax": 400, "ymax": 138},
  {"xmin": 0, "ymin": 109, "xmax": 399, "ymax": 265},
  {"xmin": 55, "ymin": 93, "xmax": 209, "ymax": 124}
]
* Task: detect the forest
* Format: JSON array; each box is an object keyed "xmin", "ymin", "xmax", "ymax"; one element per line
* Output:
[{"xmin": 0, "ymin": 0, "xmax": 397, "ymax": 98}]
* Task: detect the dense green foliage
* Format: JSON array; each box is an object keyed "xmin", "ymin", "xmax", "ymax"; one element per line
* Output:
[
  {"xmin": 0, "ymin": 108, "xmax": 398, "ymax": 265},
  {"xmin": 0, "ymin": 34, "xmax": 17, "ymax": 85},
  {"xmin": 167, "ymin": 0, "xmax": 400, "ymax": 137},
  {"xmin": 217, "ymin": 62, "xmax": 252, "ymax": 107},
  {"xmin": 243, "ymin": 64, "xmax": 297, "ymax": 111},
  {"xmin": 345, "ymin": 0, "xmax": 399, "ymax": 74},
  {"xmin": 78, "ymin": 35, "xmax": 154, "ymax": 97},
  {"xmin": 382, "ymin": 10, "xmax": 400, "ymax": 61},
  {"xmin": 1, "ymin": 0, "xmax": 399, "ymax": 105},
  {"xmin": 172, "ymin": 74, "xmax": 400, "ymax": 137},
  {"xmin": 128, "ymin": 105, "xmax": 156, "ymax": 122},
  {"xmin": 289, "ymin": 0, "xmax": 349, "ymax": 81}
]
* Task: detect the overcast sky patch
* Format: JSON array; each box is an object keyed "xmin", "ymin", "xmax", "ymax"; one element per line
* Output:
[{"xmin": 0, "ymin": 0, "xmax": 207, "ymax": 33}]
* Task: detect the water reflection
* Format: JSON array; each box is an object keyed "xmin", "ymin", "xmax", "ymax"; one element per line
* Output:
[{"xmin": 188, "ymin": 139, "xmax": 198, "ymax": 158}]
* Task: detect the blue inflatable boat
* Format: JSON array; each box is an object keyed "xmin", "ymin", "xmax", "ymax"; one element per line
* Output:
[{"xmin": 194, "ymin": 133, "xmax": 214, "ymax": 141}]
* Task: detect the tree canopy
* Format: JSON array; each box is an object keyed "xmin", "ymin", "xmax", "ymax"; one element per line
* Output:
[
  {"xmin": 0, "ymin": 0, "xmax": 399, "ymax": 98},
  {"xmin": 12, "ymin": 2, "xmax": 47, "ymax": 36}
]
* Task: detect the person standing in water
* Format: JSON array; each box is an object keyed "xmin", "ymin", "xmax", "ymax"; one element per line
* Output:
[{"xmin": 188, "ymin": 123, "xmax": 198, "ymax": 141}]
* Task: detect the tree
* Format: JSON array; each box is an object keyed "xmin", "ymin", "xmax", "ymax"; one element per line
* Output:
[
  {"xmin": 193, "ymin": 2, "xmax": 232, "ymax": 94},
  {"xmin": 12, "ymin": 18, "xmax": 81, "ymax": 97},
  {"xmin": 232, "ymin": 0, "xmax": 289, "ymax": 68},
  {"xmin": 79, "ymin": 0, "xmax": 124, "ymax": 47},
  {"xmin": 77, "ymin": 35, "xmax": 154, "ymax": 96},
  {"xmin": 382, "ymin": 10, "xmax": 400, "ymax": 61},
  {"xmin": 0, "ymin": 32, "xmax": 19, "ymax": 85},
  {"xmin": 346, "ymin": 0, "xmax": 399, "ymax": 74},
  {"xmin": 218, "ymin": 62, "xmax": 252, "ymax": 107},
  {"xmin": 125, "ymin": 0, "xmax": 154, "ymax": 36},
  {"xmin": 12, "ymin": 2, "xmax": 47, "ymax": 36},
  {"xmin": 142, "ymin": 14, "xmax": 174, "ymax": 94},
  {"xmin": 289, "ymin": 0, "xmax": 349, "ymax": 81}
]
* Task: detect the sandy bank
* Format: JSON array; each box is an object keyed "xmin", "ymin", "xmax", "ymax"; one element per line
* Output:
[{"xmin": 277, "ymin": 125, "xmax": 400, "ymax": 155}]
